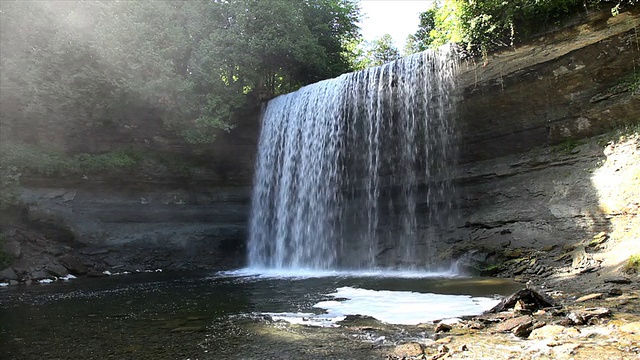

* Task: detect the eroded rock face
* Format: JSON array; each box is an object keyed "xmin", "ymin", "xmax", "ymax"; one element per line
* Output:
[
  {"xmin": 457, "ymin": 10, "xmax": 640, "ymax": 163},
  {"xmin": 438, "ymin": 10, "xmax": 640, "ymax": 274}
]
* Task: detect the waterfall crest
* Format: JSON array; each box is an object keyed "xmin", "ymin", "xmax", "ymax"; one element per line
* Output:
[{"xmin": 248, "ymin": 46, "xmax": 458, "ymax": 270}]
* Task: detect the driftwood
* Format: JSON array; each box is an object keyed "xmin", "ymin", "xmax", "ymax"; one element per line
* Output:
[{"xmin": 487, "ymin": 284, "xmax": 559, "ymax": 313}]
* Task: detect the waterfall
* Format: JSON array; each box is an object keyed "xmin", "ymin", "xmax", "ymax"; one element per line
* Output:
[{"xmin": 248, "ymin": 46, "xmax": 458, "ymax": 270}]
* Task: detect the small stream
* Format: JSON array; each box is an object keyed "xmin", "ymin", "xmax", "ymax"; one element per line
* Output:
[{"xmin": 0, "ymin": 271, "xmax": 521, "ymax": 359}]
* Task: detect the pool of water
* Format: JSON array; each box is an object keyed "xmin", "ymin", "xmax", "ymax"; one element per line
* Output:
[{"xmin": 0, "ymin": 270, "xmax": 522, "ymax": 359}]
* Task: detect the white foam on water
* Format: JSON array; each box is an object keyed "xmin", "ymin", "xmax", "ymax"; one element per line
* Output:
[
  {"xmin": 60, "ymin": 274, "xmax": 77, "ymax": 281},
  {"xmin": 0, "ymin": 282, "xmax": 9, "ymax": 287},
  {"xmin": 261, "ymin": 286, "xmax": 500, "ymax": 327},
  {"xmin": 264, "ymin": 312, "xmax": 346, "ymax": 327},
  {"xmin": 217, "ymin": 267, "xmax": 457, "ymax": 280},
  {"xmin": 38, "ymin": 279, "xmax": 54, "ymax": 284},
  {"xmin": 317, "ymin": 287, "xmax": 499, "ymax": 325}
]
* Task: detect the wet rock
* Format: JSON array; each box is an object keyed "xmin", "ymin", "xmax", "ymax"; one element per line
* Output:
[
  {"xmin": 604, "ymin": 276, "xmax": 631, "ymax": 284},
  {"xmin": 9, "ymin": 280, "xmax": 19, "ymax": 286},
  {"xmin": 86, "ymin": 270, "xmax": 108, "ymax": 277},
  {"xmin": 30, "ymin": 270, "xmax": 54, "ymax": 281},
  {"xmin": 434, "ymin": 322, "xmax": 452, "ymax": 333},
  {"xmin": 495, "ymin": 315, "xmax": 533, "ymax": 332},
  {"xmin": 59, "ymin": 255, "xmax": 88, "ymax": 275},
  {"xmin": 46, "ymin": 264, "xmax": 69, "ymax": 278},
  {"xmin": 169, "ymin": 326, "xmax": 205, "ymax": 333},
  {"xmin": 575, "ymin": 293, "xmax": 603, "ymax": 303},
  {"xmin": 0, "ymin": 267, "xmax": 19, "ymax": 281},
  {"xmin": 391, "ymin": 342, "xmax": 424, "ymax": 358},
  {"xmin": 567, "ymin": 307, "xmax": 611, "ymax": 325}
]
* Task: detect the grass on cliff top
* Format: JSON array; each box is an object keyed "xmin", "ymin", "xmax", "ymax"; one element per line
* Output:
[
  {"xmin": 0, "ymin": 144, "xmax": 139, "ymax": 177},
  {"xmin": 0, "ymin": 143, "xmax": 201, "ymax": 179},
  {"xmin": 623, "ymin": 254, "xmax": 640, "ymax": 274}
]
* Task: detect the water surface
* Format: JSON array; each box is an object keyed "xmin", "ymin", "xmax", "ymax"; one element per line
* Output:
[{"xmin": 0, "ymin": 271, "xmax": 521, "ymax": 359}]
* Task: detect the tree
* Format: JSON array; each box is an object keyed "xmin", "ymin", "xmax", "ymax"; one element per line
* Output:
[
  {"xmin": 406, "ymin": 0, "xmax": 638, "ymax": 57},
  {"xmin": 0, "ymin": 0, "xmax": 362, "ymax": 146},
  {"xmin": 405, "ymin": 7, "xmax": 438, "ymax": 55},
  {"xmin": 364, "ymin": 34, "xmax": 401, "ymax": 67}
]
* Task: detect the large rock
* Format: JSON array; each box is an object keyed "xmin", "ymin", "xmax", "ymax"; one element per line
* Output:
[
  {"xmin": 59, "ymin": 255, "xmax": 88, "ymax": 275},
  {"xmin": 495, "ymin": 315, "xmax": 534, "ymax": 333},
  {"xmin": 30, "ymin": 269, "xmax": 55, "ymax": 281},
  {"xmin": 568, "ymin": 307, "xmax": 611, "ymax": 325},
  {"xmin": 46, "ymin": 264, "xmax": 69, "ymax": 278},
  {"xmin": 0, "ymin": 267, "xmax": 19, "ymax": 281},
  {"xmin": 489, "ymin": 286, "xmax": 559, "ymax": 313}
]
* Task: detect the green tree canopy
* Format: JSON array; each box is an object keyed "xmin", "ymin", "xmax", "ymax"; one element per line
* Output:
[
  {"xmin": 407, "ymin": 0, "xmax": 638, "ymax": 56},
  {"xmin": 0, "ymin": 0, "xmax": 361, "ymax": 146}
]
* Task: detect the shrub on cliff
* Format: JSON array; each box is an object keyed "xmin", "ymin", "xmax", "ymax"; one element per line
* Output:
[{"xmin": 407, "ymin": 0, "xmax": 638, "ymax": 56}]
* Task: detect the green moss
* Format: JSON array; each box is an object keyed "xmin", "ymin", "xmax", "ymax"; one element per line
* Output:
[
  {"xmin": 0, "ymin": 144, "xmax": 140, "ymax": 177},
  {"xmin": 554, "ymin": 138, "xmax": 584, "ymax": 154},
  {"xmin": 622, "ymin": 254, "xmax": 640, "ymax": 274}
]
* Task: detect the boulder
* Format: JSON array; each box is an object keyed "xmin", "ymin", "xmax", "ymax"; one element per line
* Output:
[
  {"xmin": 59, "ymin": 255, "xmax": 88, "ymax": 275},
  {"xmin": 434, "ymin": 322, "xmax": 452, "ymax": 333},
  {"xmin": 529, "ymin": 324, "xmax": 580, "ymax": 340},
  {"xmin": 0, "ymin": 267, "xmax": 19, "ymax": 281},
  {"xmin": 46, "ymin": 264, "xmax": 69, "ymax": 278},
  {"xmin": 604, "ymin": 276, "xmax": 631, "ymax": 284},
  {"xmin": 567, "ymin": 307, "xmax": 611, "ymax": 325},
  {"xmin": 30, "ymin": 269, "xmax": 54, "ymax": 281},
  {"xmin": 488, "ymin": 285, "xmax": 559, "ymax": 313},
  {"xmin": 495, "ymin": 315, "xmax": 533, "ymax": 332},
  {"xmin": 512, "ymin": 321, "xmax": 534, "ymax": 338}
]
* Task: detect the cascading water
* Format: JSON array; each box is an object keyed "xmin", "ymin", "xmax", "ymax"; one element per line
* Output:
[{"xmin": 248, "ymin": 46, "xmax": 458, "ymax": 271}]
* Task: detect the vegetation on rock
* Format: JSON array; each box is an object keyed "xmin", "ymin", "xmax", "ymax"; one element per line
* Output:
[
  {"xmin": 623, "ymin": 254, "xmax": 640, "ymax": 273},
  {"xmin": 406, "ymin": 0, "xmax": 639, "ymax": 56}
]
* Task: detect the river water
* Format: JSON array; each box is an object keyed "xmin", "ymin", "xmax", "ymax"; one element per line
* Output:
[{"xmin": 1, "ymin": 271, "xmax": 521, "ymax": 359}]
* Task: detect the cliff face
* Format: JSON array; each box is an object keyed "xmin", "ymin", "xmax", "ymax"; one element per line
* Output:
[
  {"xmin": 440, "ymin": 9, "xmax": 640, "ymax": 274},
  {"xmin": 1, "ymin": 9, "xmax": 638, "ymax": 280},
  {"xmin": 0, "ymin": 107, "xmax": 261, "ymax": 276},
  {"xmin": 457, "ymin": 9, "xmax": 639, "ymax": 163}
]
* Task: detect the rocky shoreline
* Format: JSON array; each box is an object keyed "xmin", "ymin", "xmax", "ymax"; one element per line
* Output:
[{"xmin": 384, "ymin": 271, "xmax": 639, "ymax": 360}]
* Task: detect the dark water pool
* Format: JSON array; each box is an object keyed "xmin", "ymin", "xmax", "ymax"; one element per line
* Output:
[{"xmin": 0, "ymin": 271, "xmax": 522, "ymax": 359}]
